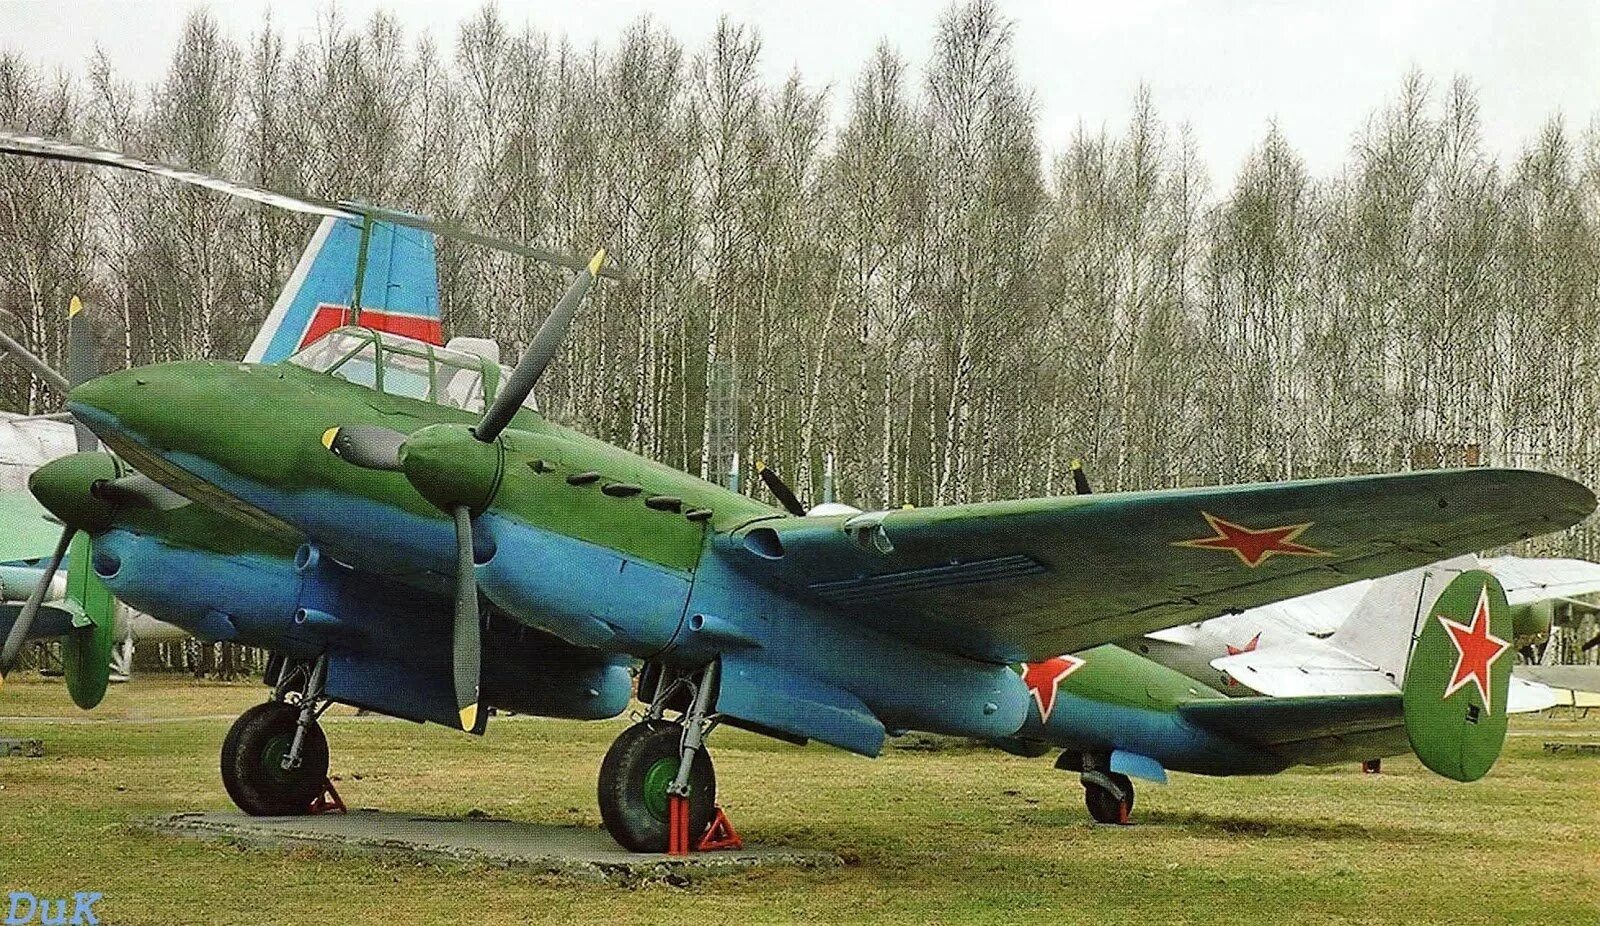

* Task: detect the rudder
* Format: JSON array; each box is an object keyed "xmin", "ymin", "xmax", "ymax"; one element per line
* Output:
[{"xmin": 1402, "ymin": 569, "xmax": 1513, "ymax": 782}]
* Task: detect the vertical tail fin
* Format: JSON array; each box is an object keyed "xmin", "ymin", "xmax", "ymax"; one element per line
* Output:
[
  {"xmin": 1402, "ymin": 569, "xmax": 1514, "ymax": 782},
  {"xmin": 1328, "ymin": 555, "xmax": 1480, "ymax": 685},
  {"xmin": 244, "ymin": 217, "xmax": 443, "ymax": 364}
]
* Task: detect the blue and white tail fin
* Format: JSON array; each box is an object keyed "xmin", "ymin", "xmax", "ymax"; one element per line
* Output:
[{"xmin": 244, "ymin": 217, "xmax": 443, "ymax": 364}]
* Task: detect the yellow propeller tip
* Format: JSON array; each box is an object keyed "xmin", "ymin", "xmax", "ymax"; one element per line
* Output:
[
  {"xmin": 459, "ymin": 703, "xmax": 478, "ymax": 730},
  {"xmin": 755, "ymin": 460, "xmax": 767, "ymax": 472},
  {"xmin": 1070, "ymin": 459, "xmax": 1083, "ymax": 470},
  {"xmin": 587, "ymin": 249, "xmax": 606, "ymax": 276},
  {"xmin": 68, "ymin": 296, "xmax": 82, "ymax": 318},
  {"xmin": 321, "ymin": 427, "xmax": 339, "ymax": 450}
]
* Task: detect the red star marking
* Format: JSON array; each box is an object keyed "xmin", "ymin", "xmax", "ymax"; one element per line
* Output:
[
  {"xmin": 1225, "ymin": 632, "xmax": 1261, "ymax": 657},
  {"xmin": 1174, "ymin": 512, "xmax": 1330, "ymax": 567},
  {"xmin": 1438, "ymin": 585, "xmax": 1510, "ymax": 715},
  {"xmin": 1022, "ymin": 654, "xmax": 1086, "ymax": 724}
]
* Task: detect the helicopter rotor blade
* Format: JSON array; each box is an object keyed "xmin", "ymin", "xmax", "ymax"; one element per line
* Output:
[{"xmin": 0, "ymin": 132, "xmax": 625, "ymax": 280}]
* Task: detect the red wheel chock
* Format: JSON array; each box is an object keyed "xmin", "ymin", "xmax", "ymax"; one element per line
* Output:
[
  {"xmin": 309, "ymin": 778, "xmax": 347, "ymax": 815},
  {"xmin": 668, "ymin": 795, "xmax": 691, "ymax": 855},
  {"xmin": 1361, "ymin": 759, "xmax": 1382, "ymax": 775},
  {"xmin": 698, "ymin": 806, "xmax": 743, "ymax": 851},
  {"xmin": 666, "ymin": 797, "xmax": 743, "ymax": 855}
]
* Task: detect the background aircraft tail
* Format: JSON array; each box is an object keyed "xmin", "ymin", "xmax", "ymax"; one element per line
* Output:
[
  {"xmin": 1401, "ymin": 568, "xmax": 1513, "ymax": 782},
  {"xmin": 244, "ymin": 216, "xmax": 443, "ymax": 364}
]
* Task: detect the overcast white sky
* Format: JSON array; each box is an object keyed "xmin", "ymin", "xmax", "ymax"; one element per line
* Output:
[{"xmin": 2, "ymin": 0, "xmax": 1596, "ymax": 181}]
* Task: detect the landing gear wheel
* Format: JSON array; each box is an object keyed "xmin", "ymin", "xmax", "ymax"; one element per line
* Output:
[
  {"xmin": 598, "ymin": 720, "xmax": 716, "ymax": 852},
  {"xmin": 1084, "ymin": 772, "xmax": 1134, "ymax": 825},
  {"xmin": 221, "ymin": 701, "xmax": 329, "ymax": 816}
]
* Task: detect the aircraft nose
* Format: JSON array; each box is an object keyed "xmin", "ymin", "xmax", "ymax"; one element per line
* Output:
[
  {"xmin": 67, "ymin": 361, "xmax": 225, "ymax": 458},
  {"xmin": 67, "ymin": 367, "xmax": 149, "ymax": 435}
]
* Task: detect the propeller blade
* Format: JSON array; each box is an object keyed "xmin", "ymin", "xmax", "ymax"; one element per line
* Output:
[
  {"xmin": 0, "ymin": 525, "xmax": 74, "ymax": 685},
  {"xmin": 322, "ymin": 426, "xmax": 407, "ymax": 471},
  {"xmin": 451, "ymin": 505, "xmax": 482, "ymax": 732},
  {"xmin": 1071, "ymin": 459, "xmax": 1092, "ymax": 496},
  {"xmin": 474, "ymin": 251, "xmax": 605, "ymax": 443},
  {"xmin": 92, "ymin": 473, "xmax": 190, "ymax": 511},
  {"xmin": 66, "ymin": 296, "xmax": 98, "ymax": 453},
  {"xmin": 0, "ymin": 133, "xmax": 625, "ymax": 279},
  {"xmin": 1582, "ymin": 631, "xmax": 1600, "ymax": 653},
  {"xmin": 755, "ymin": 460, "xmax": 807, "ymax": 516}
]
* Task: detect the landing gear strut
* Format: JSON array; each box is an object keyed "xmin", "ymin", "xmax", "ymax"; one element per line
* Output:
[
  {"xmin": 598, "ymin": 662, "xmax": 719, "ymax": 852},
  {"xmin": 1080, "ymin": 754, "xmax": 1134, "ymax": 825},
  {"xmin": 221, "ymin": 656, "xmax": 330, "ymax": 816}
]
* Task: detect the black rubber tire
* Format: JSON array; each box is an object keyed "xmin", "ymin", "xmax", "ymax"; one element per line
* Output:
[
  {"xmin": 1084, "ymin": 772, "xmax": 1134, "ymax": 825},
  {"xmin": 221, "ymin": 701, "xmax": 329, "ymax": 816},
  {"xmin": 598, "ymin": 720, "xmax": 716, "ymax": 852}
]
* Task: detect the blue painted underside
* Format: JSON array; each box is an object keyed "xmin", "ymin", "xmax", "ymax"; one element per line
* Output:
[{"xmin": 87, "ymin": 525, "xmax": 629, "ymax": 727}]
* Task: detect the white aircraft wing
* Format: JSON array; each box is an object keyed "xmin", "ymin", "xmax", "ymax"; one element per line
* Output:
[
  {"xmin": 1481, "ymin": 556, "xmax": 1600, "ymax": 607},
  {"xmin": 1210, "ymin": 638, "xmax": 1397, "ymax": 697}
]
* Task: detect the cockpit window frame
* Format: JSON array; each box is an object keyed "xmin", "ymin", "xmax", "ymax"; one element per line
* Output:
[{"xmin": 287, "ymin": 326, "xmax": 524, "ymax": 415}]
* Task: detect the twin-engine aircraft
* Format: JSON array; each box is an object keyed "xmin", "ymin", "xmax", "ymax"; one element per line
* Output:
[{"xmin": 0, "ymin": 133, "xmax": 1593, "ymax": 850}]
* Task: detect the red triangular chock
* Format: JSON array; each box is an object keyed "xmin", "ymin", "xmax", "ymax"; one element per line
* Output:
[
  {"xmin": 309, "ymin": 778, "xmax": 347, "ymax": 815},
  {"xmin": 697, "ymin": 806, "xmax": 743, "ymax": 851}
]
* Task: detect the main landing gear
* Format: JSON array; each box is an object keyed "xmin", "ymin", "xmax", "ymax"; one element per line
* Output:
[
  {"xmin": 1065, "ymin": 752, "xmax": 1134, "ymax": 825},
  {"xmin": 599, "ymin": 661, "xmax": 720, "ymax": 852},
  {"xmin": 222, "ymin": 655, "xmax": 331, "ymax": 816}
]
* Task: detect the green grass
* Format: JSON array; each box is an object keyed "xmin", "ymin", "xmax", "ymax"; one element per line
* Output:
[{"xmin": 3, "ymin": 674, "xmax": 1599, "ymax": 925}]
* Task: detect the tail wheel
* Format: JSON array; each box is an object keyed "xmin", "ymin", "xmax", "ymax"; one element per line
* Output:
[
  {"xmin": 221, "ymin": 701, "xmax": 328, "ymax": 816},
  {"xmin": 1084, "ymin": 772, "xmax": 1134, "ymax": 825},
  {"xmin": 598, "ymin": 720, "xmax": 716, "ymax": 852}
]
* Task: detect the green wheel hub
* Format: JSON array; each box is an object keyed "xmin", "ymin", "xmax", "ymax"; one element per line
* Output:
[
  {"xmin": 260, "ymin": 734, "xmax": 295, "ymax": 783},
  {"xmin": 641, "ymin": 756, "xmax": 679, "ymax": 821}
]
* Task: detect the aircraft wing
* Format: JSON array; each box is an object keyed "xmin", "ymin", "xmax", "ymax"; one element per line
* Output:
[
  {"xmin": 1178, "ymin": 694, "xmax": 1408, "ymax": 766},
  {"xmin": 0, "ymin": 489, "xmax": 69, "ymax": 565},
  {"xmin": 1517, "ymin": 665, "xmax": 1600, "ymax": 696},
  {"xmin": 722, "ymin": 468, "xmax": 1594, "ymax": 664},
  {"xmin": 0, "ymin": 602, "xmax": 82, "ymax": 642},
  {"xmin": 1479, "ymin": 555, "xmax": 1600, "ymax": 607},
  {"xmin": 1213, "ymin": 643, "xmax": 1562, "ymax": 714}
]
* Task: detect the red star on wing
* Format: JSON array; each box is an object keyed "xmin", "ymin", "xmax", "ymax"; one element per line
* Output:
[
  {"xmin": 1022, "ymin": 654, "xmax": 1086, "ymax": 724},
  {"xmin": 1174, "ymin": 512, "xmax": 1330, "ymax": 567},
  {"xmin": 1438, "ymin": 585, "xmax": 1511, "ymax": 715},
  {"xmin": 1225, "ymin": 632, "xmax": 1262, "ymax": 656}
]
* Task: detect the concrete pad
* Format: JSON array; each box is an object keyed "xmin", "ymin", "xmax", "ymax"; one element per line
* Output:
[{"xmin": 146, "ymin": 810, "xmax": 841, "ymax": 885}]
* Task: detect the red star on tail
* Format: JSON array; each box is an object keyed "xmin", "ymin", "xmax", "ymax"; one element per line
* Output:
[
  {"xmin": 1438, "ymin": 585, "xmax": 1510, "ymax": 715},
  {"xmin": 1022, "ymin": 654, "xmax": 1086, "ymax": 724}
]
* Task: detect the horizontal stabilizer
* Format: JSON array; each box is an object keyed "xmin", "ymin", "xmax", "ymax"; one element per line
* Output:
[{"xmin": 1179, "ymin": 693, "xmax": 1407, "ymax": 766}]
